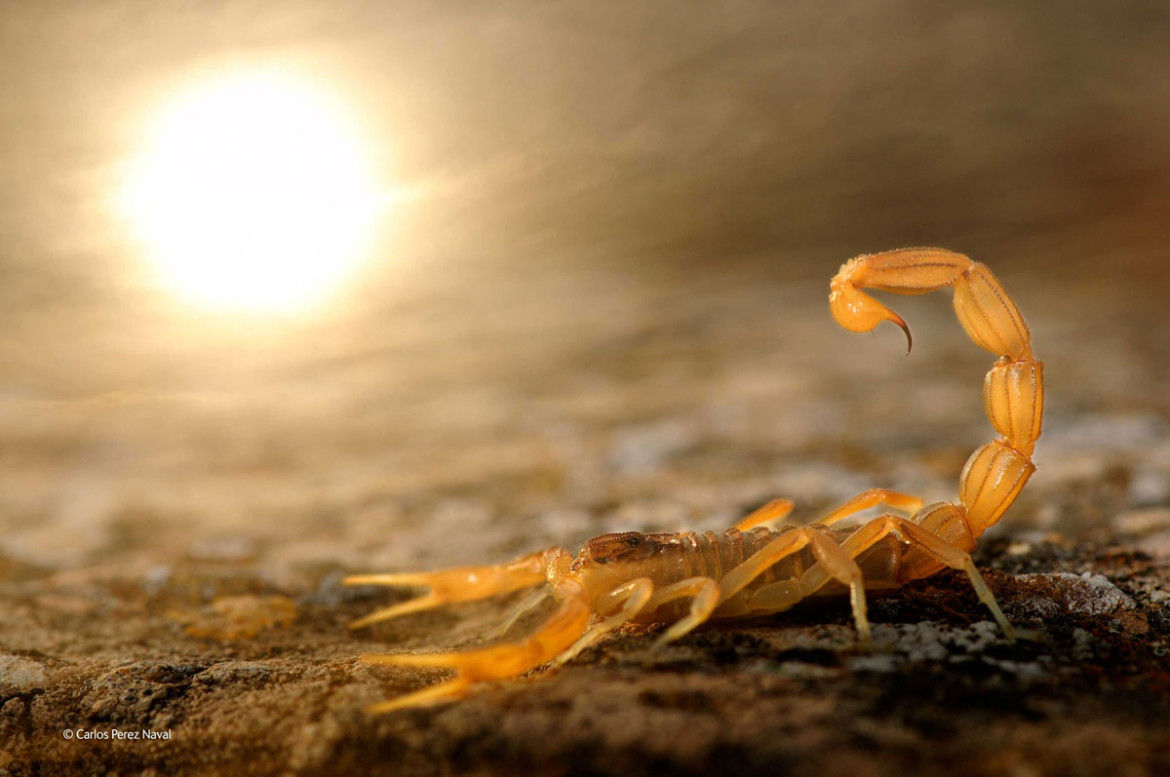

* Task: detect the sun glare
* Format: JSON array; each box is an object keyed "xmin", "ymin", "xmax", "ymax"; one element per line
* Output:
[{"xmin": 121, "ymin": 72, "xmax": 385, "ymax": 312}]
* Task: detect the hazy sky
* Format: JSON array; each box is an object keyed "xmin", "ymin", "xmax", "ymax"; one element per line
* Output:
[{"xmin": 2, "ymin": 0, "xmax": 1168, "ymax": 394}]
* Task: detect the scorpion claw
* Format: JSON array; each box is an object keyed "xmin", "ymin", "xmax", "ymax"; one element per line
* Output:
[
  {"xmin": 357, "ymin": 649, "xmax": 515, "ymax": 712},
  {"xmin": 344, "ymin": 550, "xmax": 558, "ymax": 629},
  {"xmin": 359, "ymin": 599, "xmax": 592, "ymax": 712},
  {"xmin": 364, "ymin": 678, "xmax": 472, "ymax": 713},
  {"xmin": 360, "ymin": 651, "xmax": 466, "ymax": 668},
  {"xmin": 348, "ymin": 595, "xmax": 441, "ymax": 629}
]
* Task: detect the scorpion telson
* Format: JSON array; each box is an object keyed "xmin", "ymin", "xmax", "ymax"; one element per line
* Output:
[{"xmin": 345, "ymin": 248, "xmax": 1043, "ymax": 713}]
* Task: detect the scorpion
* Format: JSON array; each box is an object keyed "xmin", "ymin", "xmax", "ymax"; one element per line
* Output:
[{"xmin": 344, "ymin": 248, "xmax": 1044, "ymax": 712}]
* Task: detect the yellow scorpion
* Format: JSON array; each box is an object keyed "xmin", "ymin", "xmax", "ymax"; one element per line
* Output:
[{"xmin": 345, "ymin": 248, "xmax": 1044, "ymax": 712}]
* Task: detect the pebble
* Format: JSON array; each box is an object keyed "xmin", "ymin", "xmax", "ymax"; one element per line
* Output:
[
  {"xmin": 186, "ymin": 535, "xmax": 257, "ymax": 563},
  {"xmin": 1047, "ymin": 413, "xmax": 1162, "ymax": 452},
  {"xmin": 847, "ymin": 622, "xmax": 1044, "ymax": 678},
  {"xmin": 1113, "ymin": 508, "xmax": 1170, "ymax": 558},
  {"xmin": 0, "ymin": 655, "xmax": 48, "ymax": 694},
  {"xmin": 1072, "ymin": 627, "xmax": 1095, "ymax": 660},
  {"xmin": 1138, "ymin": 532, "xmax": 1170, "ymax": 559},
  {"xmin": 1128, "ymin": 470, "xmax": 1170, "ymax": 507},
  {"xmin": 608, "ymin": 418, "xmax": 697, "ymax": 475},
  {"xmin": 1014, "ymin": 572, "xmax": 1135, "ymax": 617},
  {"xmin": 200, "ymin": 662, "xmax": 275, "ymax": 685},
  {"xmin": 142, "ymin": 564, "xmax": 172, "ymax": 595},
  {"xmin": 1112, "ymin": 507, "xmax": 1170, "ymax": 535}
]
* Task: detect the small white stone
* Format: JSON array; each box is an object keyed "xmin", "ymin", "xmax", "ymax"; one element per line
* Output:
[
  {"xmin": 1113, "ymin": 507, "xmax": 1170, "ymax": 535},
  {"xmin": 0, "ymin": 655, "xmax": 48, "ymax": 693},
  {"xmin": 1128, "ymin": 470, "xmax": 1170, "ymax": 507},
  {"xmin": 1015, "ymin": 572, "xmax": 1135, "ymax": 617}
]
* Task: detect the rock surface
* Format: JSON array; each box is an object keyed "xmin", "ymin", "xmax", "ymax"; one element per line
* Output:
[{"xmin": 2, "ymin": 252, "xmax": 1168, "ymax": 776}]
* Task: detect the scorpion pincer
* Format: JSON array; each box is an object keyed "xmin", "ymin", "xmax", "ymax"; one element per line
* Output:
[{"xmin": 344, "ymin": 248, "xmax": 1044, "ymax": 712}]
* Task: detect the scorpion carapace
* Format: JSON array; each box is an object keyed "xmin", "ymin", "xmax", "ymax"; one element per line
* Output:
[{"xmin": 345, "ymin": 248, "xmax": 1044, "ymax": 712}]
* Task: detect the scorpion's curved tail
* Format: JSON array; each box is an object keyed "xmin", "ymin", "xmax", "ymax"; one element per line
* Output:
[{"xmin": 829, "ymin": 248, "xmax": 1044, "ymax": 549}]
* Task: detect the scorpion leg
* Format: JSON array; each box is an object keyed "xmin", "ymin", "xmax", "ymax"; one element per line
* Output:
[
  {"xmin": 550, "ymin": 578, "xmax": 654, "ymax": 667},
  {"xmin": 645, "ymin": 577, "xmax": 723, "ymax": 648},
  {"xmin": 344, "ymin": 547, "xmax": 563, "ymax": 629},
  {"xmin": 487, "ymin": 588, "xmax": 551, "ymax": 639},
  {"xmin": 719, "ymin": 528, "xmax": 813, "ymax": 600},
  {"xmin": 814, "ymin": 488, "xmax": 924, "ymax": 527},
  {"xmin": 733, "ymin": 498, "xmax": 796, "ymax": 531},
  {"xmin": 842, "ymin": 514, "xmax": 1015, "ymax": 638},
  {"xmin": 360, "ymin": 596, "xmax": 593, "ymax": 713},
  {"xmin": 720, "ymin": 528, "xmax": 872, "ymax": 646}
]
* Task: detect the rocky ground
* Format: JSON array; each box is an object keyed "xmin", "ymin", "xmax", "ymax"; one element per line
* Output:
[{"xmin": 1, "ymin": 247, "xmax": 1168, "ymax": 776}]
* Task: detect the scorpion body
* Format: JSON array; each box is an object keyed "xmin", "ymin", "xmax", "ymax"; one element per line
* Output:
[{"xmin": 346, "ymin": 248, "xmax": 1043, "ymax": 712}]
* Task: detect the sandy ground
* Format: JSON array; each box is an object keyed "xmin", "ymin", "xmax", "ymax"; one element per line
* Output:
[{"xmin": 1, "ymin": 248, "xmax": 1168, "ymax": 776}]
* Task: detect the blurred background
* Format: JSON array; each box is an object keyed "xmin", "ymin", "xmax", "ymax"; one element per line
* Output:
[{"xmin": 1, "ymin": 0, "xmax": 1168, "ymax": 578}]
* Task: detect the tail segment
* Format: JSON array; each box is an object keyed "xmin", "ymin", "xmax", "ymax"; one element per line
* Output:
[{"xmin": 829, "ymin": 248, "xmax": 1043, "ymax": 540}]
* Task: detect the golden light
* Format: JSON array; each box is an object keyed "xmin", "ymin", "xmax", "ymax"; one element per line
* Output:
[{"xmin": 121, "ymin": 71, "xmax": 385, "ymax": 312}]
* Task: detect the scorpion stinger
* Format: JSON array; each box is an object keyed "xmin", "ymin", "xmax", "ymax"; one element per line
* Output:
[{"xmin": 345, "ymin": 247, "xmax": 1043, "ymax": 712}]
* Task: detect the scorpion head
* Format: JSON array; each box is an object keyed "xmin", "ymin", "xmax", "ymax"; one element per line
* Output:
[
  {"xmin": 559, "ymin": 532, "xmax": 688, "ymax": 608},
  {"xmin": 572, "ymin": 531, "xmax": 679, "ymax": 575},
  {"xmin": 579, "ymin": 531, "xmax": 656, "ymax": 565}
]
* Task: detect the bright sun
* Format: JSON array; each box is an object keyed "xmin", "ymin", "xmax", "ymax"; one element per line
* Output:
[{"xmin": 121, "ymin": 71, "xmax": 385, "ymax": 312}]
